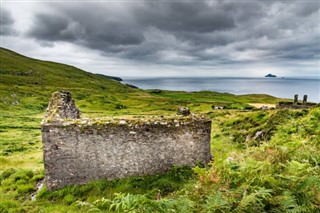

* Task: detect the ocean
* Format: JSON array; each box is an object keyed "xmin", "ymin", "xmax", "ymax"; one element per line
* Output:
[{"xmin": 123, "ymin": 77, "xmax": 320, "ymax": 103}]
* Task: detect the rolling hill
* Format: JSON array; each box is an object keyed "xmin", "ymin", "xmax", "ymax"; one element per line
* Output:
[{"xmin": 0, "ymin": 47, "xmax": 148, "ymax": 115}]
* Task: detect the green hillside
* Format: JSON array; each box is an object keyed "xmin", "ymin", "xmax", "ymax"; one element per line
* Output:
[
  {"xmin": 0, "ymin": 47, "xmax": 283, "ymax": 116},
  {"xmin": 1, "ymin": 48, "xmax": 318, "ymax": 212},
  {"xmin": 0, "ymin": 47, "xmax": 152, "ymax": 115}
]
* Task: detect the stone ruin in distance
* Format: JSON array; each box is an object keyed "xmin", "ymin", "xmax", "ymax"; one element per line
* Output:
[{"xmin": 42, "ymin": 91, "xmax": 212, "ymax": 190}]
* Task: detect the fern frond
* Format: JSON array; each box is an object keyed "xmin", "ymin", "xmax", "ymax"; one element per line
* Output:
[
  {"xmin": 235, "ymin": 188, "xmax": 272, "ymax": 213},
  {"xmin": 202, "ymin": 191, "xmax": 231, "ymax": 213}
]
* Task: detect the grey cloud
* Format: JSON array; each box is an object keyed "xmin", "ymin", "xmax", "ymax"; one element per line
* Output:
[
  {"xmin": 1, "ymin": 8, "xmax": 16, "ymax": 35},
  {"xmin": 81, "ymin": 22, "xmax": 145, "ymax": 50},
  {"xmin": 28, "ymin": 14, "xmax": 77, "ymax": 41},
  {"xmin": 134, "ymin": 1, "xmax": 235, "ymax": 33},
  {"xmin": 27, "ymin": 3, "xmax": 145, "ymax": 48},
  {"xmin": 27, "ymin": 2, "xmax": 236, "ymax": 50},
  {"xmin": 291, "ymin": 2, "xmax": 320, "ymax": 16},
  {"xmin": 265, "ymin": 35, "xmax": 320, "ymax": 60},
  {"xmin": 25, "ymin": 1, "xmax": 320, "ymax": 66}
]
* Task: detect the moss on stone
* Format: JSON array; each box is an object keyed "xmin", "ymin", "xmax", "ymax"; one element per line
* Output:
[{"xmin": 43, "ymin": 114, "xmax": 210, "ymax": 129}]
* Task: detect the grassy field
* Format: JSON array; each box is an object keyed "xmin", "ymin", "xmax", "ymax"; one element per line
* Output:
[{"xmin": 1, "ymin": 48, "xmax": 319, "ymax": 212}]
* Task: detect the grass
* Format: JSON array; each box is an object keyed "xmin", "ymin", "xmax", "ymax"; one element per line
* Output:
[
  {"xmin": 1, "ymin": 166, "xmax": 195, "ymax": 213},
  {"xmin": 1, "ymin": 47, "xmax": 319, "ymax": 212}
]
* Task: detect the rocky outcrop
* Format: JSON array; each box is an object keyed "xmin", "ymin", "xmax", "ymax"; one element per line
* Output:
[{"xmin": 265, "ymin": 73, "xmax": 277, "ymax": 77}]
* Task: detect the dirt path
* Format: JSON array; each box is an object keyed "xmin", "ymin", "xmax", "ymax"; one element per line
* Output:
[{"xmin": 249, "ymin": 103, "xmax": 276, "ymax": 108}]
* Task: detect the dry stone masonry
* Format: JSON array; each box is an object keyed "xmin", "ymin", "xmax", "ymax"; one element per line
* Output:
[
  {"xmin": 44, "ymin": 91, "xmax": 80, "ymax": 122},
  {"xmin": 42, "ymin": 91, "xmax": 212, "ymax": 190}
]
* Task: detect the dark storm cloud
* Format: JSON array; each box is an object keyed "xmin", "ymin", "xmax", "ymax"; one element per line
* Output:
[
  {"xmin": 134, "ymin": 1, "xmax": 235, "ymax": 33},
  {"xmin": 1, "ymin": 8, "xmax": 16, "ymax": 35},
  {"xmin": 28, "ymin": 14, "xmax": 77, "ymax": 41},
  {"xmin": 27, "ymin": 12, "xmax": 144, "ymax": 48},
  {"xmin": 25, "ymin": 1, "xmax": 320, "ymax": 65},
  {"xmin": 26, "ymin": 2, "xmax": 236, "ymax": 53}
]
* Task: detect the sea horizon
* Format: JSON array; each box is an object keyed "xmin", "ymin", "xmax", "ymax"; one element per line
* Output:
[
  {"xmin": 122, "ymin": 76, "xmax": 320, "ymax": 102},
  {"xmin": 122, "ymin": 76, "xmax": 320, "ymax": 80}
]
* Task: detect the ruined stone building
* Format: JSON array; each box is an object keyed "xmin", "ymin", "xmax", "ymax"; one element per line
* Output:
[
  {"xmin": 276, "ymin": 94, "xmax": 317, "ymax": 109},
  {"xmin": 42, "ymin": 91, "xmax": 211, "ymax": 190}
]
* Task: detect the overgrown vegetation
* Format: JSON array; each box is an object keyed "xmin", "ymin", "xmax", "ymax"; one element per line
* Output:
[
  {"xmin": 0, "ymin": 166, "xmax": 194, "ymax": 212},
  {"xmin": 1, "ymin": 48, "xmax": 319, "ymax": 212},
  {"xmin": 72, "ymin": 108, "xmax": 320, "ymax": 212}
]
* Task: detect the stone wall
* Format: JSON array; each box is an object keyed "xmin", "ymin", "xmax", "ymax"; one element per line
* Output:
[
  {"xmin": 42, "ymin": 92, "xmax": 211, "ymax": 190},
  {"xmin": 276, "ymin": 94, "xmax": 317, "ymax": 109}
]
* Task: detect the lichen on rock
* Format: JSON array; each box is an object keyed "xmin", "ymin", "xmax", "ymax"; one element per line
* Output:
[{"xmin": 43, "ymin": 91, "xmax": 80, "ymax": 123}]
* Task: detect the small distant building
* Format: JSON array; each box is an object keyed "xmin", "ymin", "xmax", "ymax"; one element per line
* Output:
[{"xmin": 212, "ymin": 105, "xmax": 224, "ymax": 110}]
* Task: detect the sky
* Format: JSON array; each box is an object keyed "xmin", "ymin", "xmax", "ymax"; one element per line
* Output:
[{"xmin": 1, "ymin": 0, "xmax": 320, "ymax": 78}]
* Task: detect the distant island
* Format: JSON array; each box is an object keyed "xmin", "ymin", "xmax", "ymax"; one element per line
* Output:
[{"xmin": 265, "ymin": 73, "xmax": 277, "ymax": 77}]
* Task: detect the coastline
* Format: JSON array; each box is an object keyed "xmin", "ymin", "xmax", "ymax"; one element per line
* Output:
[{"xmin": 122, "ymin": 77, "xmax": 320, "ymax": 102}]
